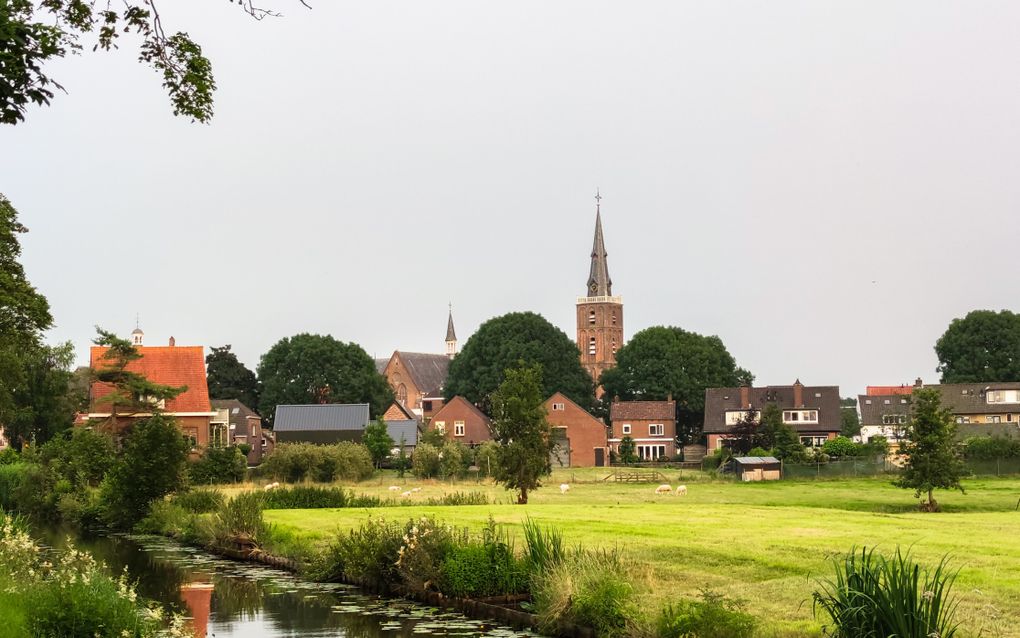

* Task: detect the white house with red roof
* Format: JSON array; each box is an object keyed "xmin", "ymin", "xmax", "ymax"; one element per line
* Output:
[{"xmin": 87, "ymin": 329, "xmax": 215, "ymax": 449}]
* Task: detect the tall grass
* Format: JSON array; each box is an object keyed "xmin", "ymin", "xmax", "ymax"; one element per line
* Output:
[
  {"xmin": 522, "ymin": 517, "xmax": 566, "ymax": 572},
  {"xmin": 813, "ymin": 546, "xmax": 960, "ymax": 638},
  {"xmin": 531, "ymin": 549, "xmax": 637, "ymax": 638}
]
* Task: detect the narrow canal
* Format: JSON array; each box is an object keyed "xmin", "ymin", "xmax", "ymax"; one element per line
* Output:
[{"xmin": 40, "ymin": 531, "xmax": 533, "ymax": 638}]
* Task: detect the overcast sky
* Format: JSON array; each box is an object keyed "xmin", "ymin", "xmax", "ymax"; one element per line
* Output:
[{"xmin": 4, "ymin": 1, "xmax": 1020, "ymax": 398}]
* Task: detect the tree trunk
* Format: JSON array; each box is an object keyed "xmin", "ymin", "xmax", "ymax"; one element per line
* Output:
[{"xmin": 518, "ymin": 488, "xmax": 528, "ymax": 505}]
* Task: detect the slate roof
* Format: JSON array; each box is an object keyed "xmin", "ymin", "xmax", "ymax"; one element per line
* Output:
[
  {"xmin": 273, "ymin": 404, "xmax": 370, "ymax": 432},
  {"xmin": 385, "ymin": 419, "xmax": 419, "ymax": 446},
  {"xmin": 396, "ymin": 352, "xmax": 450, "ymax": 397},
  {"xmin": 90, "ymin": 345, "xmax": 211, "ymax": 413},
  {"xmin": 375, "ymin": 358, "xmax": 390, "ymax": 375},
  {"xmin": 430, "ymin": 395, "xmax": 492, "ymax": 426},
  {"xmin": 610, "ymin": 400, "xmax": 675, "ymax": 421},
  {"xmin": 586, "ymin": 207, "xmax": 612, "ymax": 296},
  {"xmin": 210, "ymin": 399, "xmax": 260, "ymax": 428},
  {"xmin": 703, "ymin": 385, "xmax": 841, "ymax": 434},
  {"xmin": 858, "ymin": 394, "xmax": 913, "ymax": 426},
  {"xmin": 734, "ymin": 456, "xmax": 780, "ymax": 465},
  {"xmin": 933, "ymin": 383, "xmax": 1020, "ymax": 415}
]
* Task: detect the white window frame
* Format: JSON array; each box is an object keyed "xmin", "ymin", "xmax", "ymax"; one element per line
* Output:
[
  {"xmin": 435, "ymin": 421, "xmax": 446, "ymax": 435},
  {"xmin": 621, "ymin": 423, "xmax": 631, "ymax": 435},
  {"xmin": 649, "ymin": 423, "xmax": 664, "ymax": 436},
  {"xmin": 799, "ymin": 435, "xmax": 827, "ymax": 448},
  {"xmin": 454, "ymin": 420, "xmax": 465, "ymax": 436},
  {"xmin": 552, "ymin": 403, "xmax": 565, "ymax": 411},
  {"xmin": 637, "ymin": 444, "xmax": 667, "ymax": 461}
]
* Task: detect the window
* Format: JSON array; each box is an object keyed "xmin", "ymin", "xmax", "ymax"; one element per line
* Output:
[
  {"xmin": 435, "ymin": 421, "xmax": 446, "ymax": 435},
  {"xmin": 987, "ymin": 390, "xmax": 1020, "ymax": 404},
  {"xmin": 423, "ymin": 400, "xmax": 433, "ymax": 412},
  {"xmin": 621, "ymin": 424, "xmax": 631, "ymax": 435},
  {"xmin": 183, "ymin": 428, "xmax": 198, "ymax": 450},
  {"xmin": 883, "ymin": 399, "xmax": 891, "ymax": 405},
  {"xmin": 955, "ymin": 416, "xmax": 970, "ymax": 424},
  {"xmin": 882, "ymin": 414, "xmax": 907, "ymax": 425},
  {"xmin": 589, "ymin": 309, "xmax": 596, "ymax": 325},
  {"xmin": 611, "ymin": 340, "xmax": 617, "ymax": 355},
  {"xmin": 611, "ymin": 311, "xmax": 617, "ymax": 325},
  {"xmin": 211, "ymin": 423, "xmax": 227, "ymax": 448},
  {"xmin": 231, "ymin": 407, "xmax": 240, "ymax": 415},
  {"xmin": 989, "ymin": 415, "xmax": 1002, "ymax": 424},
  {"xmin": 396, "ymin": 384, "xmax": 407, "ymax": 405},
  {"xmin": 649, "ymin": 424, "xmax": 664, "ymax": 436},
  {"xmin": 726, "ymin": 410, "xmax": 761, "ymax": 425},
  {"xmin": 454, "ymin": 421, "xmax": 465, "ymax": 436},
  {"xmin": 589, "ymin": 336, "xmax": 596, "ymax": 356},
  {"xmin": 799, "ymin": 436, "xmax": 827, "ymax": 448},
  {"xmin": 815, "ymin": 392, "xmax": 822, "ymax": 398},
  {"xmin": 552, "ymin": 403, "xmax": 565, "ymax": 411},
  {"xmin": 783, "ymin": 410, "xmax": 817, "ymax": 424},
  {"xmin": 637, "ymin": 444, "xmax": 667, "ymax": 461},
  {"xmin": 784, "ymin": 411, "xmax": 799, "ymax": 421},
  {"xmin": 865, "ymin": 399, "xmax": 872, "ymax": 404},
  {"xmin": 1009, "ymin": 414, "xmax": 1014, "ymax": 422},
  {"xmin": 900, "ymin": 398, "xmax": 908, "ymax": 404}
]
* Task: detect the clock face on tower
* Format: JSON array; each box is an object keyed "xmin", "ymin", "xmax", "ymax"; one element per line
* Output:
[{"xmin": 589, "ymin": 282, "xmax": 598, "ymax": 295}]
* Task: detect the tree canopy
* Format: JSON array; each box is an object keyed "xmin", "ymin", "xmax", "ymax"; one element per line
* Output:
[
  {"xmin": 206, "ymin": 345, "xmax": 260, "ymax": 410},
  {"xmin": 935, "ymin": 309, "xmax": 1020, "ymax": 383},
  {"xmin": 444, "ymin": 312, "xmax": 595, "ymax": 411},
  {"xmin": 895, "ymin": 387, "xmax": 965, "ymax": 512},
  {"xmin": 1, "ymin": 1, "xmax": 307, "ymax": 124},
  {"xmin": 489, "ymin": 364, "xmax": 554, "ymax": 505},
  {"xmin": 257, "ymin": 333, "xmax": 393, "ymax": 426},
  {"xmin": 599, "ymin": 326, "xmax": 751, "ymax": 444}
]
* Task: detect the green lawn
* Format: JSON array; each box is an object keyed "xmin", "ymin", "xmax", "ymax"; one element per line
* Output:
[{"xmin": 262, "ymin": 473, "xmax": 1020, "ymax": 637}]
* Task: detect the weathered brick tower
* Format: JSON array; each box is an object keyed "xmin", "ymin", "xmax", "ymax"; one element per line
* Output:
[{"xmin": 576, "ymin": 193, "xmax": 623, "ymax": 388}]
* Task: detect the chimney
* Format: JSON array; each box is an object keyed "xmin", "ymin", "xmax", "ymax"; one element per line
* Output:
[
  {"xmin": 667, "ymin": 392, "xmax": 673, "ymax": 403},
  {"xmin": 168, "ymin": 336, "xmax": 176, "ymax": 347},
  {"xmin": 793, "ymin": 378, "xmax": 804, "ymax": 408},
  {"xmin": 739, "ymin": 385, "xmax": 750, "ymax": 409},
  {"xmin": 914, "ymin": 377, "xmax": 923, "ymax": 388}
]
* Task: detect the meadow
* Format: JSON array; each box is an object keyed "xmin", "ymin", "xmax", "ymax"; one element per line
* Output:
[{"xmin": 258, "ymin": 470, "xmax": 1020, "ymax": 637}]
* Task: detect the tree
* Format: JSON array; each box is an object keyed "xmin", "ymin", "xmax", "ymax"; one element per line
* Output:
[
  {"xmin": 257, "ymin": 333, "xmax": 393, "ymax": 426},
  {"xmin": 489, "ymin": 365, "xmax": 554, "ymax": 505},
  {"xmin": 840, "ymin": 397, "xmax": 861, "ymax": 437},
  {"xmin": 362, "ymin": 419, "xmax": 394, "ymax": 468},
  {"xmin": 444, "ymin": 312, "xmax": 595, "ymax": 412},
  {"xmin": 600, "ymin": 326, "xmax": 751, "ymax": 444},
  {"xmin": 2, "ymin": 341, "xmax": 77, "ymax": 448},
  {"xmin": 895, "ymin": 388, "xmax": 966, "ymax": 512},
  {"xmin": 101, "ymin": 413, "xmax": 191, "ymax": 528},
  {"xmin": 935, "ymin": 309, "xmax": 1020, "ymax": 383},
  {"xmin": 617, "ymin": 435, "xmax": 637, "ymax": 464},
  {"xmin": 729, "ymin": 407, "xmax": 762, "ymax": 455},
  {"xmin": 772, "ymin": 420, "xmax": 807, "ymax": 462},
  {"xmin": 757, "ymin": 403, "xmax": 784, "ymax": 450},
  {"xmin": 206, "ymin": 345, "xmax": 260, "ymax": 409},
  {"xmin": 1, "ymin": 1, "xmax": 308, "ymax": 124}
]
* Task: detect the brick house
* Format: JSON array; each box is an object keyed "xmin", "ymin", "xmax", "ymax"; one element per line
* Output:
[
  {"xmin": 377, "ymin": 351, "xmax": 450, "ymax": 420},
  {"xmin": 426, "ymin": 396, "xmax": 492, "ymax": 446},
  {"xmin": 88, "ymin": 332, "xmax": 215, "ymax": 449},
  {"xmin": 383, "ymin": 401, "xmax": 418, "ymax": 423},
  {"xmin": 210, "ymin": 399, "xmax": 272, "ymax": 464},
  {"xmin": 703, "ymin": 380, "xmax": 841, "ymax": 450},
  {"xmin": 544, "ymin": 392, "xmax": 609, "ymax": 467},
  {"xmin": 609, "ymin": 399, "xmax": 677, "ymax": 460}
]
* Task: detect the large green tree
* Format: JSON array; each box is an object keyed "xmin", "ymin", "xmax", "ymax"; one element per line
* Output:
[
  {"xmin": 935, "ymin": 309, "xmax": 1020, "ymax": 383},
  {"xmin": 206, "ymin": 345, "xmax": 260, "ymax": 409},
  {"xmin": 840, "ymin": 397, "xmax": 861, "ymax": 437},
  {"xmin": 444, "ymin": 312, "xmax": 595, "ymax": 412},
  {"xmin": 895, "ymin": 387, "xmax": 966, "ymax": 512},
  {"xmin": 0, "ymin": 193, "xmax": 75, "ymax": 448},
  {"xmin": 600, "ymin": 326, "xmax": 751, "ymax": 445},
  {"xmin": 489, "ymin": 364, "xmax": 554, "ymax": 505},
  {"xmin": 1, "ymin": 0, "xmax": 306, "ymax": 124},
  {"xmin": 257, "ymin": 333, "xmax": 393, "ymax": 426},
  {"xmin": 362, "ymin": 419, "xmax": 394, "ymax": 468}
]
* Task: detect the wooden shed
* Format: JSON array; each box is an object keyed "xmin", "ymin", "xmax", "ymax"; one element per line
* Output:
[{"xmin": 734, "ymin": 456, "xmax": 782, "ymax": 481}]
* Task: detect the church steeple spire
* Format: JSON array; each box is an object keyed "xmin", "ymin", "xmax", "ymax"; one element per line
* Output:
[
  {"xmin": 586, "ymin": 190, "xmax": 612, "ymax": 297},
  {"xmin": 445, "ymin": 303, "xmax": 458, "ymax": 359}
]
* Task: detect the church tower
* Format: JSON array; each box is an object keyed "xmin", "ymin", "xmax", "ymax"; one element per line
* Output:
[
  {"xmin": 445, "ymin": 304, "xmax": 458, "ymax": 359},
  {"xmin": 576, "ymin": 193, "xmax": 623, "ymax": 386}
]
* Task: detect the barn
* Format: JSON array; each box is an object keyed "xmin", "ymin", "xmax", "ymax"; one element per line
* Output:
[{"xmin": 734, "ymin": 456, "xmax": 782, "ymax": 482}]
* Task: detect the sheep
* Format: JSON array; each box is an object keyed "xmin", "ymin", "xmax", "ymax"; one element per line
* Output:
[
  {"xmin": 560, "ymin": 483, "xmax": 570, "ymax": 494},
  {"xmin": 400, "ymin": 491, "xmax": 413, "ymax": 498},
  {"xmin": 410, "ymin": 487, "xmax": 422, "ymax": 493},
  {"xmin": 263, "ymin": 481, "xmax": 280, "ymax": 491},
  {"xmin": 654, "ymin": 484, "xmax": 672, "ymax": 495},
  {"xmin": 676, "ymin": 485, "xmax": 688, "ymax": 496},
  {"xmin": 387, "ymin": 485, "xmax": 401, "ymax": 492}
]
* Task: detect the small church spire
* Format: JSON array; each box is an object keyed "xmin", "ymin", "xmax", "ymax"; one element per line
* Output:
[
  {"xmin": 586, "ymin": 190, "xmax": 612, "ymax": 297},
  {"xmin": 445, "ymin": 303, "xmax": 458, "ymax": 359}
]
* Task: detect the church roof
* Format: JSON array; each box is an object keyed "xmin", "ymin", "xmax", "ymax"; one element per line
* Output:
[
  {"xmin": 395, "ymin": 351, "xmax": 450, "ymax": 398},
  {"xmin": 446, "ymin": 308, "xmax": 457, "ymax": 342},
  {"xmin": 587, "ymin": 206, "xmax": 612, "ymax": 296}
]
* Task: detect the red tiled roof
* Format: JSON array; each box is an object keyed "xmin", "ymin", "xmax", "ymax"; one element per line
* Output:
[
  {"xmin": 89, "ymin": 345, "xmax": 211, "ymax": 414},
  {"xmin": 866, "ymin": 385, "xmax": 916, "ymax": 396}
]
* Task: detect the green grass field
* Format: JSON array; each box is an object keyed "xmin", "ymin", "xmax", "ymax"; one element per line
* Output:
[{"xmin": 260, "ymin": 471, "xmax": 1020, "ymax": 637}]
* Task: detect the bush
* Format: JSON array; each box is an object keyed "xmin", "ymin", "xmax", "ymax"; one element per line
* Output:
[
  {"xmin": 963, "ymin": 435, "xmax": 1020, "ymax": 460},
  {"xmin": 39, "ymin": 428, "xmax": 116, "ymax": 488},
  {"xmin": 395, "ymin": 517, "xmax": 466, "ymax": 592},
  {"xmin": 440, "ymin": 519, "xmax": 527, "ymax": 598},
  {"xmin": 747, "ymin": 446, "xmax": 771, "ymax": 457},
  {"xmin": 440, "ymin": 441, "xmax": 469, "ymax": 479},
  {"xmin": 263, "ymin": 485, "xmax": 380, "ymax": 509},
  {"xmin": 137, "ymin": 500, "xmax": 198, "ymax": 542},
  {"xmin": 411, "ymin": 491, "xmax": 489, "ymax": 507},
  {"xmin": 0, "ymin": 448, "xmax": 19, "ymax": 465},
  {"xmin": 657, "ymin": 590, "xmax": 756, "ymax": 638},
  {"xmin": 173, "ymin": 488, "xmax": 226, "ymax": 513},
  {"xmin": 412, "ymin": 443, "xmax": 442, "ymax": 479},
  {"xmin": 813, "ymin": 546, "xmax": 960, "ymax": 638},
  {"xmin": 330, "ymin": 518, "xmax": 405, "ymax": 588},
  {"xmin": 474, "ymin": 441, "xmax": 499, "ymax": 477},
  {"xmin": 0, "ymin": 463, "xmax": 28, "ymax": 511},
  {"xmin": 189, "ymin": 446, "xmax": 247, "ymax": 484},
  {"xmin": 532, "ymin": 550, "xmax": 637, "ymax": 638},
  {"xmin": 261, "ymin": 442, "xmax": 374, "ymax": 483},
  {"xmin": 822, "ymin": 436, "xmax": 861, "ymax": 458},
  {"xmin": 199, "ymin": 491, "xmax": 268, "ymax": 549},
  {"xmin": 860, "ymin": 435, "xmax": 890, "ymax": 458}
]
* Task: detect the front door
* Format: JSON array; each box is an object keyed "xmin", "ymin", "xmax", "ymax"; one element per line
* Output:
[{"xmin": 594, "ymin": 447, "xmax": 605, "ymax": 467}]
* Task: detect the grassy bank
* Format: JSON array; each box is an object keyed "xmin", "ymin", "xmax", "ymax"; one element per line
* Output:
[{"xmin": 261, "ymin": 474, "xmax": 1020, "ymax": 637}]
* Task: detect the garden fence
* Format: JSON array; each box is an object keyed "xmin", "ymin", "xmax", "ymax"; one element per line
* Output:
[{"xmin": 777, "ymin": 457, "xmax": 1020, "ymax": 480}]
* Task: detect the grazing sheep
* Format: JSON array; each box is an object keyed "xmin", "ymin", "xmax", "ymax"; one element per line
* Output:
[
  {"xmin": 401, "ymin": 491, "xmax": 413, "ymax": 498},
  {"xmin": 676, "ymin": 485, "xmax": 688, "ymax": 496},
  {"xmin": 560, "ymin": 483, "xmax": 570, "ymax": 494},
  {"xmin": 388, "ymin": 485, "xmax": 401, "ymax": 492},
  {"xmin": 410, "ymin": 487, "xmax": 422, "ymax": 493},
  {"xmin": 263, "ymin": 481, "xmax": 280, "ymax": 491},
  {"xmin": 654, "ymin": 484, "xmax": 672, "ymax": 495}
]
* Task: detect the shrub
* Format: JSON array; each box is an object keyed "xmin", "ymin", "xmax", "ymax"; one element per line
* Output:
[
  {"xmin": 260, "ymin": 442, "xmax": 374, "ymax": 483},
  {"xmin": 412, "ymin": 491, "xmax": 489, "ymax": 507},
  {"xmin": 747, "ymin": 446, "xmax": 771, "ymax": 457},
  {"xmin": 39, "ymin": 428, "xmax": 116, "ymax": 488},
  {"xmin": 440, "ymin": 519, "xmax": 527, "ymax": 598},
  {"xmin": 523, "ymin": 518, "xmax": 566, "ymax": 573},
  {"xmin": 813, "ymin": 546, "xmax": 960, "ymax": 638},
  {"xmin": 330, "ymin": 442, "xmax": 374, "ymax": 481},
  {"xmin": 822, "ymin": 436, "xmax": 861, "ymax": 458},
  {"xmin": 860, "ymin": 435, "xmax": 890, "ymax": 458},
  {"xmin": 657, "ymin": 590, "xmax": 756, "ymax": 638},
  {"xmin": 263, "ymin": 485, "xmax": 380, "ymax": 509},
  {"xmin": 137, "ymin": 500, "xmax": 198, "ymax": 542},
  {"xmin": 412, "ymin": 443, "xmax": 442, "ymax": 479},
  {"xmin": 474, "ymin": 441, "xmax": 499, "ymax": 477},
  {"xmin": 395, "ymin": 517, "xmax": 466, "ymax": 592},
  {"xmin": 440, "ymin": 441, "xmax": 470, "ymax": 479},
  {"xmin": 331, "ymin": 518, "xmax": 405, "ymax": 588},
  {"xmin": 200, "ymin": 491, "xmax": 268, "ymax": 549},
  {"xmin": 56, "ymin": 488, "xmax": 104, "ymax": 531},
  {"xmin": 0, "ymin": 448, "xmax": 19, "ymax": 465},
  {"xmin": 0, "ymin": 463, "xmax": 28, "ymax": 511},
  {"xmin": 173, "ymin": 488, "xmax": 226, "ymax": 513},
  {"xmin": 532, "ymin": 550, "xmax": 637, "ymax": 638},
  {"xmin": 189, "ymin": 446, "xmax": 247, "ymax": 484},
  {"xmin": 963, "ymin": 435, "xmax": 1020, "ymax": 460}
]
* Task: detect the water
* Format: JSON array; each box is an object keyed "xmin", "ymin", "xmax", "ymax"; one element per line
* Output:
[{"xmin": 39, "ymin": 531, "xmax": 534, "ymax": 638}]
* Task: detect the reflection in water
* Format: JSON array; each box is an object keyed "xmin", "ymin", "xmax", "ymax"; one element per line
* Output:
[{"xmin": 40, "ymin": 530, "xmax": 535, "ymax": 638}]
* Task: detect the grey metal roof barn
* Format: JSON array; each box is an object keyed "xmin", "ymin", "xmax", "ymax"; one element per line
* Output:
[
  {"xmin": 386, "ymin": 419, "xmax": 419, "ymax": 446},
  {"xmin": 274, "ymin": 404, "xmax": 371, "ymax": 432}
]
